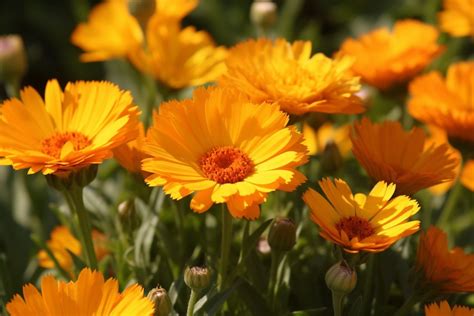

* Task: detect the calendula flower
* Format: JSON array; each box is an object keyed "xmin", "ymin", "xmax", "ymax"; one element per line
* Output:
[
  {"xmin": 408, "ymin": 61, "xmax": 474, "ymax": 143},
  {"xmin": 129, "ymin": 16, "xmax": 227, "ymax": 89},
  {"xmin": 303, "ymin": 178, "xmax": 420, "ymax": 253},
  {"xmin": 142, "ymin": 87, "xmax": 308, "ymax": 219},
  {"xmin": 337, "ymin": 19, "xmax": 443, "ymax": 89},
  {"xmin": 350, "ymin": 118, "xmax": 460, "ymax": 195},
  {"xmin": 113, "ymin": 122, "xmax": 149, "ymax": 175},
  {"xmin": 438, "ymin": 0, "xmax": 474, "ymax": 37},
  {"xmin": 0, "ymin": 79, "xmax": 140, "ymax": 175},
  {"xmin": 219, "ymin": 38, "xmax": 364, "ymax": 116},
  {"xmin": 6, "ymin": 268, "xmax": 154, "ymax": 316},
  {"xmin": 425, "ymin": 301, "xmax": 473, "ymax": 316},
  {"xmin": 303, "ymin": 122, "xmax": 351, "ymax": 157},
  {"xmin": 415, "ymin": 226, "xmax": 474, "ymax": 293},
  {"xmin": 37, "ymin": 226, "xmax": 108, "ymax": 274}
]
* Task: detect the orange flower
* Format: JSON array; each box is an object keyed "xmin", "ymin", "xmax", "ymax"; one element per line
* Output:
[
  {"xmin": 425, "ymin": 301, "xmax": 473, "ymax": 316},
  {"xmin": 460, "ymin": 160, "xmax": 474, "ymax": 191},
  {"xmin": 303, "ymin": 178, "xmax": 420, "ymax": 253},
  {"xmin": 142, "ymin": 87, "xmax": 308, "ymax": 219},
  {"xmin": 438, "ymin": 0, "xmax": 474, "ymax": 37},
  {"xmin": 220, "ymin": 38, "xmax": 364, "ymax": 116},
  {"xmin": 113, "ymin": 122, "xmax": 149, "ymax": 176},
  {"xmin": 337, "ymin": 19, "xmax": 443, "ymax": 89},
  {"xmin": 302, "ymin": 122, "xmax": 351, "ymax": 157},
  {"xmin": 6, "ymin": 268, "xmax": 154, "ymax": 316},
  {"xmin": 409, "ymin": 61, "xmax": 474, "ymax": 143},
  {"xmin": 350, "ymin": 118, "xmax": 460, "ymax": 195},
  {"xmin": 0, "ymin": 80, "xmax": 140, "ymax": 175},
  {"xmin": 415, "ymin": 226, "xmax": 474, "ymax": 293}
]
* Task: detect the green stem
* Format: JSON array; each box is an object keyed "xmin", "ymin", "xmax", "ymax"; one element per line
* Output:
[
  {"xmin": 186, "ymin": 290, "xmax": 199, "ymax": 316},
  {"xmin": 437, "ymin": 180, "xmax": 463, "ymax": 227},
  {"xmin": 331, "ymin": 292, "xmax": 344, "ymax": 316},
  {"xmin": 65, "ymin": 187, "xmax": 98, "ymax": 269},
  {"xmin": 5, "ymin": 80, "xmax": 19, "ymax": 98},
  {"xmin": 218, "ymin": 204, "xmax": 233, "ymax": 291},
  {"xmin": 267, "ymin": 250, "xmax": 282, "ymax": 309},
  {"xmin": 360, "ymin": 255, "xmax": 375, "ymax": 315}
]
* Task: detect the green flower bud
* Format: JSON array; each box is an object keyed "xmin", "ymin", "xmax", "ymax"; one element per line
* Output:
[
  {"xmin": 250, "ymin": 0, "xmax": 277, "ymax": 31},
  {"xmin": 0, "ymin": 35, "xmax": 27, "ymax": 85},
  {"xmin": 320, "ymin": 141, "xmax": 343, "ymax": 173},
  {"xmin": 268, "ymin": 217, "xmax": 296, "ymax": 252},
  {"xmin": 184, "ymin": 266, "xmax": 211, "ymax": 291},
  {"xmin": 147, "ymin": 286, "xmax": 172, "ymax": 316},
  {"xmin": 118, "ymin": 199, "xmax": 139, "ymax": 233},
  {"xmin": 325, "ymin": 261, "xmax": 357, "ymax": 295}
]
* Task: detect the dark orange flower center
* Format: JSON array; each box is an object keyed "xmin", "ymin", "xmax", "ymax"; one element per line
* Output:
[
  {"xmin": 199, "ymin": 146, "xmax": 254, "ymax": 184},
  {"xmin": 41, "ymin": 132, "xmax": 91, "ymax": 158},
  {"xmin": 336, "ymin": 216, "xmax": 374, "ymax": 240}
]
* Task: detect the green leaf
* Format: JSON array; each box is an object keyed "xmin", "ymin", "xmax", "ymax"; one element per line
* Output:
[
  {"xmin": 235, "ymin": 278, "xmax": 272, "ymax": 316},
  {"xmin": 291, "ymin": 307, "xmax": 327, "ymax": 316}
]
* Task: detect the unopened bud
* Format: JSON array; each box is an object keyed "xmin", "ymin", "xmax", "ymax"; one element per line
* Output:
[
  {"xmin": 128, "ymin": 0, "xmax": 156, "ymax": 29},
  {"xmin": 147, "ymin": 286, "xmax": 172, "ymax": 316},
  {"xmin": 184, "ymin": 266, "xmax": 211, "ymax": 291},
  {"xmin": 118, "ymin": 199, "xmax": 139, "ymax": 233},
  {"xmin": 0, "ymin": 35, "xmax": 27, "ymax": 84},
  {"xmin": 250, "ymin": 0, "xmax": 277, "ymax": 31},
  {"xmin": 268, "ymin": 217, "xmax": 296, "ymax": 252},
  {"xmin": 320, "ymin": 142, "xmax": 343, "ymax": 173},
  {"xmin": 325, "ymin": 261, "xmax": 357, "ymax": 295}
]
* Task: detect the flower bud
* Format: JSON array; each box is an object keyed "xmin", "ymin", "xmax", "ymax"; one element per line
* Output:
[
  {"xmin": 118, "ymin": 199, "xmax": 139, "ymax": 232},
  {"xmin": 147, "ymin": 286, "xmax": 172, "ymax": 316},
  {"xmin": 184, "ymin": 266, "xmax": 211, "ymax": 291},
  {"xmin": 250, "ymin": 0, "xmax": 277, "ymax": 31},
  {"xmin": 268, "ymin": 217, "xmax": 296, "ymax": 252},
  {"xmin": 0, "ymin": 35, "xmax": 27, "ymax": 84},
  {"xmin": 325, "ymin": 261, "xmax": 357, "ymax": 295},
  {"xmin": 320, "ymin": 141, "xmax": 343, "ymax": 173}
]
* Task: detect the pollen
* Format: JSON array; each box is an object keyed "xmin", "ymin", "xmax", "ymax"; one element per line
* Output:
[
  {"xmin": 41, "ymin": 132, "xmax": 91, "ymax": 158},
  {"xmin": 199, "ymin": 146, "xmax": 254, "ymax": 184},
  {"xmin": 335, "ymin": 216, "xmax": 374, "ymax": 240}
]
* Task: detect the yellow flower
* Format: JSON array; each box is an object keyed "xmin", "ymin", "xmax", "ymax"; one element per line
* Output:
[
  {"xmin": 438, "ymin": 0, "xmax": 474, "ymax": 37},
  {"xmin": 113, "ymin": 121, "xmax": 149, "ymax": 176},
  {"xmin": 0, "ymin": 79, "xmax": 140, "ymax": 175},
  {"xmin": 6, "ymin": 268, "xmax": 154, "ymax": 316},
  {"xmin": 415, "ymin": 226, "xmax": 474, "ymax": 293},
  {"xmin": 302, "ymin": 178, "xmax": 420, "ymax": 253},
  {"xmin": 337, "ymin": 19, "xmax": 443, "ymax": 89},
  {"xmin": 425, "ymin": 301, "xmax": 473, "ymax": 316},
  {"xmin": 350, "ymin": 118, "xmax": 460, "ymax": 195},
  {"xmin": 408, "ymin": 61, "xmax": 474, "ymax": 143},
  {"xmin": 302, "ymin": 122, "xmax": 351, "ymax": 156},
  {"xmin": 129, "ymin": 17, "xmax": 227, "ymax": 89},
  {"xmin": 219, "ymin": 38, "xmax": 364, "ymax": 116},
  {"xmin": 142, "ymin": 87, "xmax": 308, "ymax": 219},
  {"xmin": 38, "ymin": 226, "xmax": 109, "ymax": 274}
]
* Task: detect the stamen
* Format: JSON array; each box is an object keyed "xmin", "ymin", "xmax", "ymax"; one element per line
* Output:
[
  {"xmin": 199, "ymin": 146, "xmax": 254, "ymax": 183},
  {"xmin": 335, "ymin": 216, "xmax": 374, "ymax": 240},
  {"xmin": 42, "ymin": 132, "xmax": 91, "ymax": 158}
]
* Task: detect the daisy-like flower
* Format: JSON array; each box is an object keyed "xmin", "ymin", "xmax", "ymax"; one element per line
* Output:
[
  {"xmin": 142, "ymin": 87, "xmax": 308, "ymax": 219},
  {"xmin": 408, "ymin": 61, "xmax": 474, "ymax": 143},
  {"xmin": 219, "ymin": 38, "xmax": 364, "ymax": 116},
  {"xmin": 438, "ymin": 0, "xmax": 474, "ymax": 37},
  {"xmin": 0, "ymin": 80, "xmax": 140, "ymax": 175},
  {"xmin": 350, "ymin": 118, "xmax": 460, "ymax": 195},
  {"xmin": 425, "ymin": 301, "xmax": 473, "ymax": 316},
  {"xmin": 303, "ymin": 122, "xmax": 351, "ymax": 157},
  {"xmin": 337, "ymin": 19, "xmax": 443, "ymax": 90},
  {"xmin": 6, "ymin": 268, "xmax": 154, "ymax": 316},
  {"xmin": 113, "ymin": 122, "xmax": 149, "ymax": 176},
  {"xmin": 302, "ymin": 178, "xmax": 420, "ymax": 253},
  {"xmin": 415, "ymin": 226, "xmax": 474, "ymax": 293},
  {"xmin": 38, "ymin": 226, "xmax": 108, "ymax": 274}
]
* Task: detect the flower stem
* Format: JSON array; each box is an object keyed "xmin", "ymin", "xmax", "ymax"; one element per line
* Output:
[
  {"xmin": 65, "ymin": 186, "xmax": 98, "ymax": 270},
  {"xmin": 331, "ymin": 292, "xmax": 344, "ymax": 316},
  {"xmin": 437, "ymin": 180, "xmax": 463, "ymax": 227},
  {"xmin": 360, "ymin": 254, "xmax": 375, "ymax": 315},
  {"xmin": 218, "ymin": 204, "xmax": 233, "ymax": 291},
  {"xmin": 267, "ymin": 250, "xmax": 282, "ymax": 309},
  {"xmin": 186, "ymin": 289, "xmax": 199, "ymax": 316}
]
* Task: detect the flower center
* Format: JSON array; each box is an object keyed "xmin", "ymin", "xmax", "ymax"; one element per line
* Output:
[
  {"xmin": 199, "ymin": 146, "xmax": 254, "ymax": 184},
  {"xmin": 41, "ymin": 132, "xmax": 91, "ymax": 158},
  {"xmin": 335, "ymin": 216, "xmax": 374, "ymax": 240}
]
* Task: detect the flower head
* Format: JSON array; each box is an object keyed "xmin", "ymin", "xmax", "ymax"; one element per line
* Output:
[
  {"xmin": 113, "ymin": 121, "xmax": 149, "ymax": 176},
  {"xmin": 415, "ymin": 226, "xmax": 474, "ymax": 293},
  {"xmin": 425, "ymin": 301, "xmax": 473, "ymax": 316},
  {"xmin": 6, "ymin": 268, "xmax": 154, "ymax": 316},
  {"xmin": 220, "ymin": 38, "xmax": 364, "ymax": 116},
  {"xmin": 350, "ymin": 118, "xmax": 460, "ymax": 195},
  {"xmin": 142, "ymin": 87, "xmax": 308, "ymax": 219},
  {"xmin": 408, "ymin": 61, "xmax": 474, "ymax": 143},
  {"xmin": 438, "ymin": 0, "xmax": 474, "ymax": 37},
  {"xmin": 0, "ymin": 80, "xmax": 140, "ymax": 175},
  {"xmin": 337, "ymin": 19, "xmax": 443, "ymax": 89},
  {"xmin": 303, "ymin": 178, "xmax": 420, "ymax": 253}
]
